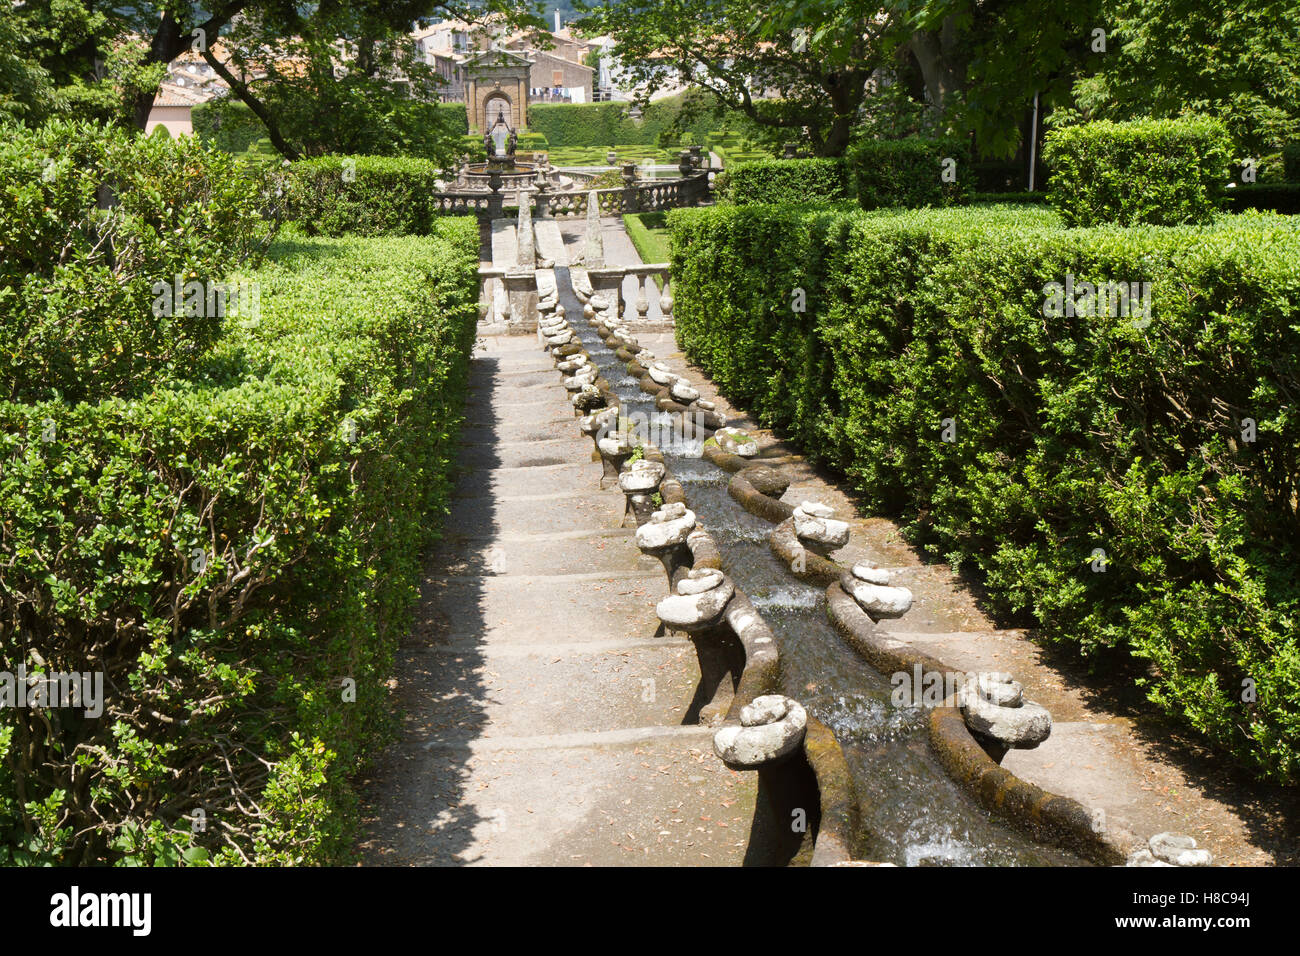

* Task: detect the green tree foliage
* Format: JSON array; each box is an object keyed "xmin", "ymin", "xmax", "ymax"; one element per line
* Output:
[
  {"xmin": 575, "ymin": 0, "xmax": 895, "ymax": 156},
  {"xmin": 0, "ymin": 6, "xmax": 57, "ymax": 125},
  {"xmin": 1071, "ymin": 0, "xmax": 1300, "ymax": 169},
  {"xmin": 579, "ymin": 0, "xmax": 1104, "ymax": 157}
]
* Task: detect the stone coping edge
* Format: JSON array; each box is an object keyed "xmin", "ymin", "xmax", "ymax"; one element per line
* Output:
[{"xmin": 826, "ymin": 581, "xmax": 1125, "ymax": 867}]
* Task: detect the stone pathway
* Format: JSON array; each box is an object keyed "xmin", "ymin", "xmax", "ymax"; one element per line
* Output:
[{"xmin": 355, "ymin": 334, "xmax": 761, "ymax": 866}]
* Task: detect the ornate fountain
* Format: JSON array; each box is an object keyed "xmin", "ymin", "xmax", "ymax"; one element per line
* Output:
[{"xmin": 455, "ymin": 106, "xmax": 571, "ymax": 193}]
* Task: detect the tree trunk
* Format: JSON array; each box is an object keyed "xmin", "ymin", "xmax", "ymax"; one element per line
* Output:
[
  {"xmin": 129, "ymin": 4, "xmax": 244, "ymax": 131},
  {"xmin": 200, "ymin": 49, "xmax": 302, "ymax": 160},
  {"xmin": 908, "ymin": 16, "xmax": 968, "ymax": 118},
  {"xmin": 131, "ymin": 11, "xmax": 188, "ymax": 130}
]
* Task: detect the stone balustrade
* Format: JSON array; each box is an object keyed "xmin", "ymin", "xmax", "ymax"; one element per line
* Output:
[
  {"xmin": 434, "ymin": 169, "xmax": 713, "ymax": 222},
  {"xmin": 586, "ymin": 263, "xmax": 674, "ymax": 329}
]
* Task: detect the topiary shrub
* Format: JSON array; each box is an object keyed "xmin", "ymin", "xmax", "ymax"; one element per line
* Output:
[
  {"xmin": 284, "ymin": 155, "xmax": 445, "ymax": 236},
  {"xmin": 725, "ymin": 158, "xmax": 848, "ymax": 205},
  {"xmin": 844, "ymin": 137, "xmax": 973, "ymax": 210},
  {"xmin": 1043, "ymin": 116, "xmax": 1232, "ymax": 226},
  {"xmin": 0, "ymin": 119, "xmax": 281, "ymax": 405}
]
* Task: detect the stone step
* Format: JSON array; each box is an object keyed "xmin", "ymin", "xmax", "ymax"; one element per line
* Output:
[
  {"xmin": 456, "ymin": 439, "xmax": 590, "ymax": 471},
  {"xmin": 442, "ymin": 491, "xmax": 625, "ymax": 536},
  {"xmin": 450, "ymin": 460, "xmax": 603, "ymax": 499},
  {"xmin": 427, "ymin": 529, "xmax": 659, "ymax": 577},
  {"xmin": 357, "ymin": 727, "xmax": 754, "ymax": 867},
  {"xmin": 411, "ymin": 571, "xmax": 666, "ymax": 647},
  {"xmin": 395, "ymin": 641, "xmax": 702, "ymax": 741},
  {"xmin": 460, "ymin": 420, "xmax": 583, "ymax": 444}
]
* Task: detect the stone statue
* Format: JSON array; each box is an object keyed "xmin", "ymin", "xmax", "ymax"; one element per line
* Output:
[{"xmin": 506, "ymin": 128, "xmax": 517, "ymax": 157}]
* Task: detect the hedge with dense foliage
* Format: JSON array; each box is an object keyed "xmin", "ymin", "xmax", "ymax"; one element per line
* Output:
[
  {"xmin": 284, "ymin": 155, "xmax": 446, "ymax": 236},
  {"xmin": 723, "ymin": 158, "xmax": 848, "ymax": 205},
  {"xmin": 1043, "ymin": 117, "xmax": 1232, "ymax": 226},
  {"xmin": 0, "ymin": 224, "xmax": 479, "ymax": 865},
  {"xmin": 845, "ymin": 137, "xmax": 973, "ymax": 209},
  {"xmin": 527, "ymin": 92, "xmax": 755, "ymax": 148},
  {"xmin": 668, "ymin": 202, "xmax": 1300, "ymax": 783},
  {"xmin": 0, "ymin": 120, "xmax": 280, "ymax": 404}
]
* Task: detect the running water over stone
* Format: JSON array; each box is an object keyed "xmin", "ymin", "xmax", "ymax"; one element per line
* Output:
[{"xmin": 558, "ymin": 265, "xmax": 1083, "ymax": 866}]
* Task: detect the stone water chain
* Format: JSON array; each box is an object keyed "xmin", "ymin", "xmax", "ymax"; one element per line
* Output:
[
  {"xmin": 546, "ymin": 263, "xmax": 1213, "ymax": 868},
  {"xmin": 541, "ymin": 280, "xmax": 809, "ymax": 775}
]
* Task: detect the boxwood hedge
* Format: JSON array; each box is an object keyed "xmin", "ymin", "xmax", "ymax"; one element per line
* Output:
[
  {"xmin": 285, "ymin": 155, "xmax": 446, "ymax": 236},
  {"xmin": 1043, "ymin": 117, "xmax": 1232, "ymax": 226},
  {"xmin": 845, "ymin": 137, "xmax": 973, "ymax": 210},
  {"xmin": 0, "ymin": 224, "xmax": 479, "ymax": 864},
  {"xmin": 723, "ymin": 159, "xmax": 848, "ymax": 205},
  {"xmin": 669, "ymin": 202, "xmax": 1300, "ymax": 783}
]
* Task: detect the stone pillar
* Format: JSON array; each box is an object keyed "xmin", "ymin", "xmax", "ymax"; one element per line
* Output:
[
  {"xmin": 534, "ymin": 173, "xmax": 552, "ymax": 220},
  {"xmin": 516, "ymin": 189, "xmax": 535, "ymax": 269},
  {"xmin": 486, "ymin": 169, "xmax": 504, "ymax": 220},
  {"xmin": 581, "ymin": 189, "xmax": 603, "ymax": 267},
  {"xmin": 622, "ymin": 163, "xmax": 639, "ymax": 213}
]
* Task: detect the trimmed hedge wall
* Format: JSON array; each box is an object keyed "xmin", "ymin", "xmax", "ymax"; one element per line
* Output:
[
  {"xmin": 845, "ymin": 137, "xmax": 973, "ymax": 209},
  {"xmin": 527, "ymin": 92, "xmax": 754, "ymax": 148},
  {"xmin": 1043, "ymin": 117, "xmax": 1232, "ymax": 226},
  {"xmin": 724, "ymin": 158, "xmax": 848, "ymax": 205},
  {"xmin": 668, "ymin": 203, "xmax": 1300, "ymax": 784},
  {"xmin": 285, "ymin": 155, "xmax": 445, "ymax": 236},
  {"xmin": 0, "ymin": 226, "xmax": 479, "ymax": 864}
]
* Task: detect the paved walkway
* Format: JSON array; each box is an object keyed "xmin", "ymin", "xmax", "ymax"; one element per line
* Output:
[{"xmin": 356, "ymin": 325, "xmax": 760, "ymax": 866}]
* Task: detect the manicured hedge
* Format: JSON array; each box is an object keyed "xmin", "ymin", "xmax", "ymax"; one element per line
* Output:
[
  {"xmin": 527, "ymin": 91, "xmax": 753, "ymax": 148},
  {"xmin": 1226, "ymin": 183, "xmax": 1300, "ymax": 214},
  {"xmin": 669, "ymin": 202, "xmax": 1300, "ymax": 784},
  {"xmin": 1043, "ymin": 117, "xmax": 1232, "ymax": 226},
  {"xmin": 285, "ymin": 155, "xmax": 446, "ymax": 236},
  {"xmin": 0, "ymin": 120, "xmax": 280, "ymax": 404},
  {"xmin": 0, "ymin": 226, "xmax": 479, "ymax": 864},
  {"xmin": 844, "ymin": 137, "xmax": 974, "ymax": 210},
  {"xmin": 724, "ymin": 158, "xmax": 848, "ymax": 205}
]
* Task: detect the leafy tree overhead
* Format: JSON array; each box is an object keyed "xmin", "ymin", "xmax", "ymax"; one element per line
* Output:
[
  {"xmin": 575, "ymin": 0, "xmax": 895, "ymax": 156},
  {"xmin": 0, "ymin": 5, "xmax": 58, "ymax": 125},
  {"xmin": 576, "ymin": 0, "xmax": 1103, "ymax": 157},
  {"xmin": 1070, "ymin": 0, "xmax": 1300, "ymax": 167},
  {"xmin": 3, "ymin": 2, "xmax": 545, "ymax": 159}
]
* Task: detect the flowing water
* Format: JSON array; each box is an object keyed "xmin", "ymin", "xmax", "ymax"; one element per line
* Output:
[{"xmin": 560, "ymin": 268, "xmax": 1082, "ymax": 866}]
